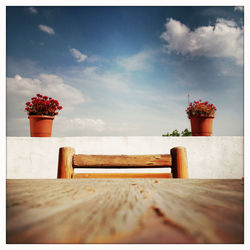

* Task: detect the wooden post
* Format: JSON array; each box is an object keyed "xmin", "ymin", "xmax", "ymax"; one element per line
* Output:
[
  {"xmin": 170, "ymin": 147, "xmax": 188, "ymax": 179},
  {"xmin": 57, "ymin": 147, "xmax": 75, "ymax": 179}
]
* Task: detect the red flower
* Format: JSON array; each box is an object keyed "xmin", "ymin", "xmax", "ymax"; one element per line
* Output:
[
  {"xmin": 186, "ymin": 100, "xmax": 216, "ymax": 117},
  {"xmin": 25, "ymin": 94, "xmax": 62, "ymax": 116}
]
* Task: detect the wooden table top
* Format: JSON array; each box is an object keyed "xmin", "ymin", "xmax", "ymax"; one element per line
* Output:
[{"xmin": 6, "ymin": 179, "xmax": 244, "ymax": 244}]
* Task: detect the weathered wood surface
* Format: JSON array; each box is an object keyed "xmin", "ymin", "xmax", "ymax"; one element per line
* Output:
[
  {"xmin": 6, "ymin": 179, "xmax": 244, "ymax": 244},
  {"xmin": 73, "ymin": 154, "xmax": 172, "ymax": 167}
]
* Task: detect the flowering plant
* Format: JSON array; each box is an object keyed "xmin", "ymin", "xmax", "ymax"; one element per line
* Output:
[
  {"xmin": 186, "ymin": 100, "xmax": 216, "ymax": 117},
  {"xmin": 25, "ymin": 94, "xmax": 63, "ymax": 116}
]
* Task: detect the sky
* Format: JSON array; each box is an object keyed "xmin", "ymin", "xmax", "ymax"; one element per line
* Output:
[{"xmin": 6, "ymin": 6, "xmax": 244, "ymax": 136}]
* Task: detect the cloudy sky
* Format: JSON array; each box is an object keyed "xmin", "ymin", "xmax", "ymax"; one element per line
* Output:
[{"xmin": 6, "ymin": 6, "xmax": 244, "ymax": 136}]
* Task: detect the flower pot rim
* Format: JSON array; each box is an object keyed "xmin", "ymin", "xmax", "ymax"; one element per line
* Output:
[
  {"xmin": 28, "ymin": 115, "xmax": 54, "ymax": 119},
  {"xmin": 189, "ymin": 114, "xmax": 215, "ymax": 119}
]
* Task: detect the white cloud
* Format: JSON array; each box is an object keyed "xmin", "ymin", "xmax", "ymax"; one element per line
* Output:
[
  {"xmin": 38, "ymin": 24, "xmax": 55, "ymax": 35},
  {"xmin": 28, "ymin": 7, "xmax": 38, "ymax": 14},
  {"xmin": 64, "ymin": 66, "xmax": 129, "ymax": 92},
  {"xmin": 160, "ymin": 18, "xmax": 243, "ymax": 65},
  {"xmin": 54, "ymin": 117, "xmax": 107, "ymax": 134},
  {"xmin": 217, "ymin": 61, "xmax": 242, "ymax": 77},
  {"xmin": 234, "ymin": 6, "xmax": 243, "ymax": 12},
  {"xmin": 82, "ymin": 66, "xmax": 98, "ymax": 75},
  {"xmin": 7, "ymin": 116, "xmax": 107, "ymax": 136},
  {"xmin": 88, "ymin": 55, "xmax": 102, "ymax": 63},
  {"xmin": 7, "ymin": 74, "xmax": 85, "ymax": 118},
  {"xmin": 6, "ymin": 73, "xmax": 118, "ymax": 136},
  {"xmin": 117, "ymin": 51, "xmax": 153, "ymax": 71},
  {"xmin": 82, "ymin": 68, "xmax": 129, "ymax": 92},
  {"xmin": 70, "ymin": 48, "xmax": 87, "ymax": 63}
]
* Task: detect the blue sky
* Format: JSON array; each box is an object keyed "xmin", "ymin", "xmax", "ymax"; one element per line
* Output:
[{"xmin": 6, "ymin": 6, "xmax": 244, "ymax": 136}]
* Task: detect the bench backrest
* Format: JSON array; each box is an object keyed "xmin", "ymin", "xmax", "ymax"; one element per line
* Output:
[{"xmin": 57, "ymin": 146, "xmax": 188, "ymax": 179}]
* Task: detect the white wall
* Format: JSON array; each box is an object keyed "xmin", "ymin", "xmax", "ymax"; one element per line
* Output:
[{"xmin": 7, "ymin": 136, "xmax": 243, "ymax": 179}]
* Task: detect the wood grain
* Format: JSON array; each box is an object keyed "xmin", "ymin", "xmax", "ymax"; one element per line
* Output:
[
  {"xmin": 57, "ymin": 147, "xmax": 75, "ymax": 178},
  {"xmin": 73, "ymin": 154, "xmax": 172, "ymax": 167},
  {"xmin": 6, "ymin": 179, "xmax": 244, "ymax": 244},
  {"xmin": 72, "ymin": 173, "xmax": 172, "ymax": 178},
  {"xmin": 171, "ymin": 147, "xmax": 188, "ymax": 178}
]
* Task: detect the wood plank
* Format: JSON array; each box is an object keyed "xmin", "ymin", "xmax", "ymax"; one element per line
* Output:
[
  {"xmin": 73, "ymin": 154, "xmax": 172, "ymax": 168},
  {"xmin": 6, "ymin": 179, "xmax": 244, "ymax": 244},
  {"xmin": 72, "ymin": 173, "xmax": 173, "ymax": 178}
]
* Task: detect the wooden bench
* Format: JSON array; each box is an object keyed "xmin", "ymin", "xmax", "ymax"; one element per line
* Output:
[{"xmin": 57, "ymin": 146, "xmax": 188, "ymax": 179}]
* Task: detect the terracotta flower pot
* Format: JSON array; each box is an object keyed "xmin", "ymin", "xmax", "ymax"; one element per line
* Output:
[
  {"xmin": 189, "ymin": 115, "xmax": 214, "ymax": 136},
  {"xmin": 28, "ymin": 115, "xmax": 54, "ymax": 137}
]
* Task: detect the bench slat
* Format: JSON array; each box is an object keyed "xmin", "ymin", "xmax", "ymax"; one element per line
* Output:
[
  {"xmin": 72, "ymin": 173, "xmax": 173, "ymax": 178},
  {"xmin": 73, "ymin": 154, "xmax": 172, "ymax": 168}
]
